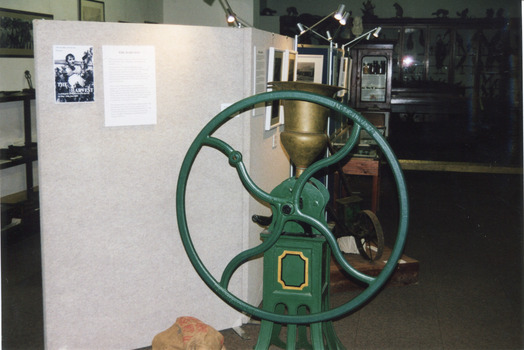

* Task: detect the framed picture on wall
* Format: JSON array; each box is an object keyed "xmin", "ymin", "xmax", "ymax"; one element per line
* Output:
[
  {"xmin": 0, "ymin": 7, "xmax": 53, "ymax": 57},
  {"xmin": 265, "ymin": 47, "xmax": 286, "ymax": 130},
  {"xmin": 79, "ymin": 0, "xmax": 105, "ymax": 22},
  {"xmin": 296, "ymin": 54, "xmax": 324, "ymax": 83},
  {"xmin": 287, "ymin": 50, "xmax": 297, "ymax": 82},
  {"xmin": 337, "ymin": 56, "xmax": 349, "ymax": 98}
]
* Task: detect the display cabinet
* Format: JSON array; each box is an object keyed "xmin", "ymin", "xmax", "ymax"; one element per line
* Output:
[
  {"xmin": 0, "ymin": 90, "xmax": 38, "ymax": 234},
  {"xmin": 329, "ymin": 43, "xmax": 394, "ymax": 213},
  {"xmin": 350, "ymin": 42, "xmax": 394, "ymax": 111},
  {"xmin": 361, "ymin": 17, "xmax": 520, "ymax": 122},
  {"xmin": 347, "ymin": 42, "xmax": 394, "ymax": 155}
]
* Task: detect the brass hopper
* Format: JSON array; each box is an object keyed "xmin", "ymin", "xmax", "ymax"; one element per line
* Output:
[{"xmin": 268, "ymin": 81, "xmax": 343, "ymax": 177}]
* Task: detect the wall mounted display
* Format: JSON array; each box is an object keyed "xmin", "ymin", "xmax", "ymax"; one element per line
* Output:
[
  {"xmin": 54, "ymin": 45, "xmax": 95, "ymax": 103},
  {"xmin": 79, "ymin": 0, "xmax": 105, "ymax": 22},
  {"xmin": 337, "ymin": 56, "xmax": 350, "ymax": 98},
  {"xmin": 265, "ymin": 47, "xmax": 286, "ymax": 130},
  {"xmin": 0, "ymin": 8, "xmax": 53, "ymax": 57},
  {"xmin": 287, "ymin": 50, "xmax": 297, "ymax": 82},
  {"xmin": 296, "ymin": 54, "xmax": 323, "ymax": 83},
  {"xmin": 297, "ymin": 45, "xmax": 336, "ymax": 85}
]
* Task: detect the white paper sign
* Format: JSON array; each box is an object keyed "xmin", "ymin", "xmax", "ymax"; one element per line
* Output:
[{"xmin": 103, "ymin": 45, "xmax": 157, "ymax": 126}]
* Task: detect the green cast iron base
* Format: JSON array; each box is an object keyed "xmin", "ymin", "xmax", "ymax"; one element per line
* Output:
[
  {"xmin": 255, "ymin": 234, "xmax": 345, "ymax": 350},
  {"xmin": 253, "ymin": 177, "xmax": 344, "ymax": 349}
]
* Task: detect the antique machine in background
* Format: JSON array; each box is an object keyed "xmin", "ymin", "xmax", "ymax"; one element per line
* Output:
[{"xmin": 176, "ymin": 83, "xmax": 409, "ymax": 349}]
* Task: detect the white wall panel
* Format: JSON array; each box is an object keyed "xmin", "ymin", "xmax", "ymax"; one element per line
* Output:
[{"xmin": 34, "ymin": 20, "xmax": 291, "ymax": 349}]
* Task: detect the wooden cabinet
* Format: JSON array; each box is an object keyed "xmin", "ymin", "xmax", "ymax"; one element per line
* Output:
[
  {"xmin": 330, "ymin": 43, "xmax": 395, "ymax": 212},
  {"xmin": 350, "ymin": 42, "xmax": 394, "ymax": 111},
  {"xmin": 347, "ymin": 42, "xmax": 394, "ymax": 153}
]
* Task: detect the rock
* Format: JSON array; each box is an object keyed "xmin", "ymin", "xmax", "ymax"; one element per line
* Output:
[{"xmin": 152, "ymin": 316, "xmax": 226, "ymax": 350}]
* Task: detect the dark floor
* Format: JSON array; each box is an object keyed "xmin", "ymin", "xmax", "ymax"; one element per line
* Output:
[
  {"xmin": 219, "ymin": 170, "xmax": 523, "ymax": 349},
  {"xmin": 3, "ymin": 169, "xmax": 522, "ymax": 350}
]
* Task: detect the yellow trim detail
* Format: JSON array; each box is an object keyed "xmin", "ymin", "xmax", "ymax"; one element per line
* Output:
[{"xmin": 277, "ymin": 250, "xmax": 309, "ymax": 290}]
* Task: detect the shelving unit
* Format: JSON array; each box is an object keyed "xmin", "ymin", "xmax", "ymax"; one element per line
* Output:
[
  {"xmin": 1, "ymin": 90, "xmax": 39, "ymax": 237},
  {"xmin": 356, "ymin": 17, "xmax": 521, "ymax": 165},
  {"xmin": 362, "ymin": 17, "xmax": 520, "ymax": 126}
]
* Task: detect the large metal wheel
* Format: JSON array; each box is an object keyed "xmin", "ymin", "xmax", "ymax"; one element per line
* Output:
[
  {"xmin": 354, "ymin": 209, "xmax": 385, "ymax": 261},
  {"xmin": 176, "ymin": 90, "xmax": 409, "ymax": 325}
]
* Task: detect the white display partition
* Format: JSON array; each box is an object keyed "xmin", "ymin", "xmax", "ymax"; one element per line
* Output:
[{"xmin": 33, "ymin": 20, "xmax": 293, "ymax": 349}]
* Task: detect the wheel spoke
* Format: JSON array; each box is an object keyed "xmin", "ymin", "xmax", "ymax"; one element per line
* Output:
[
  {"xmin": 219, "ymin": 219, "xmax": 285, "ymax": 288},
  {"xmin": 203, "ymin": 136, "xmax": 280, "ymax": 206},
  {"xmin": 292, "ymin": 211, "xmax": 376, "ymax": 285}
]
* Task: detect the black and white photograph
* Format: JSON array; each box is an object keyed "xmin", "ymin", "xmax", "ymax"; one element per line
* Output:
[
  {"xmin": 54, "ymin": 45, "xmax": 95, "ymax": 103},
  {"xmin": 296, "ymin": 54, "xmax": 324, "ymax": 83},
  {"xmin": 0, "ymin": 7, "xmax": 53, "ymax": 57}
]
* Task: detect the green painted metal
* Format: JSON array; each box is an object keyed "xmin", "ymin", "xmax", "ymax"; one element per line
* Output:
[
  {"xmin": 176, "ymin": 90, "xmax": 409, "ymax": 325},
  {"xmin": 256, "ymin": 233, "xmax": 344, "ymax": 349}
]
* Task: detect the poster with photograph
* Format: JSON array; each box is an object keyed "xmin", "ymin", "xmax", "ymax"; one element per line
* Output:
[{"xmin": 54, "ymin": 45, "xmax": 94, "ymax": 103}]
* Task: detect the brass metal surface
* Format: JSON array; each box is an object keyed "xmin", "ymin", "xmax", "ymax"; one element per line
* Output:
[{"xmin": 268, "ymin": 81, "xmax": 342, "ymax": 177}]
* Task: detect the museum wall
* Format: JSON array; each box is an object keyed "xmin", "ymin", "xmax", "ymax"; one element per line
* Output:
[
  {"xmin": 0, "ymin": 0, "xmax": 253, "ymax": 198},
  {"xmin": 1, "ymin": 0, "xmax": 163, "ymax": 197},
  {"xmin": 33, "ymin": 20, "xmax": 291, "ymax": 349}
]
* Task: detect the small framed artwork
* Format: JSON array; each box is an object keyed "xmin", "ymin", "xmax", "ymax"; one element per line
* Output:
[
  {"xmin": 79, "ymin": 0, "xmax": 105, "ymax": 22},
  {"xmin": 265, "ymin": 47, "xmax": 286, "ymax": 130},
  {"xmin": 337, "ymin": 56, "xmax": 349, "ymax": 98},
  {"xmin": 286, "ymin": 50, "xmax": 297, "ymax": 82},
  {"xmin": 296, "ymin": 54, "xmax": 324, "ymax": 83},
  {"xmin": 0, "ymin": 8, "xmax": 53, "ymax": 57}
]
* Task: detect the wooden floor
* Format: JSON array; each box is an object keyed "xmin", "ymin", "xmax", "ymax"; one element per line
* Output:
[{"xmin": 330, "ymin": 246, "xmax": 419, "ymax": 293}]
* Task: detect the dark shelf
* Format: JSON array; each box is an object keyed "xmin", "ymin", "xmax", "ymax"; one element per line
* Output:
[
  {"xmin": 0, "ymin": 90, "xmax": 35, "ymax": 103},
  {"xmin": 0, "ymin": 90, "xmax": 38, "ymax": 231}
]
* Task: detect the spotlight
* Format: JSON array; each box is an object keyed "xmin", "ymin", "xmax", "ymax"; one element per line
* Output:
[
  {"xmin": 226, "ymin": 8, "xmax": 236, "ymax": 23},
  {"xmin": 220, "ymin": 0, "xmax": 251, "ymax": 27},
  {"xmin": 297, "ymin": 23, "xmax": 306, "ymax": 34},
  {"xmin": 341, "ymin": 27, "xmax": 383, "ymax": 50},
  {"xmin": 339, "ymin": 12, "xmax": 350, "ymax": 25},
  {"xmin": 294, "ymin": 5, "xmax": 350, "ymax": 50},
  {"xmin": 334, "ymin": 4, "xmax": 346, "ymax": 20}
]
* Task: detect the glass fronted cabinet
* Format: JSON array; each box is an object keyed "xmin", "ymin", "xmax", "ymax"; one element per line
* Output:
[
  {"xmin": 349, "ymin": 42, "xmax": 394, "ymax": 111},
  {"xmin": 360, "ymin": 17, "xmax": 520, "ymax": 118}
]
